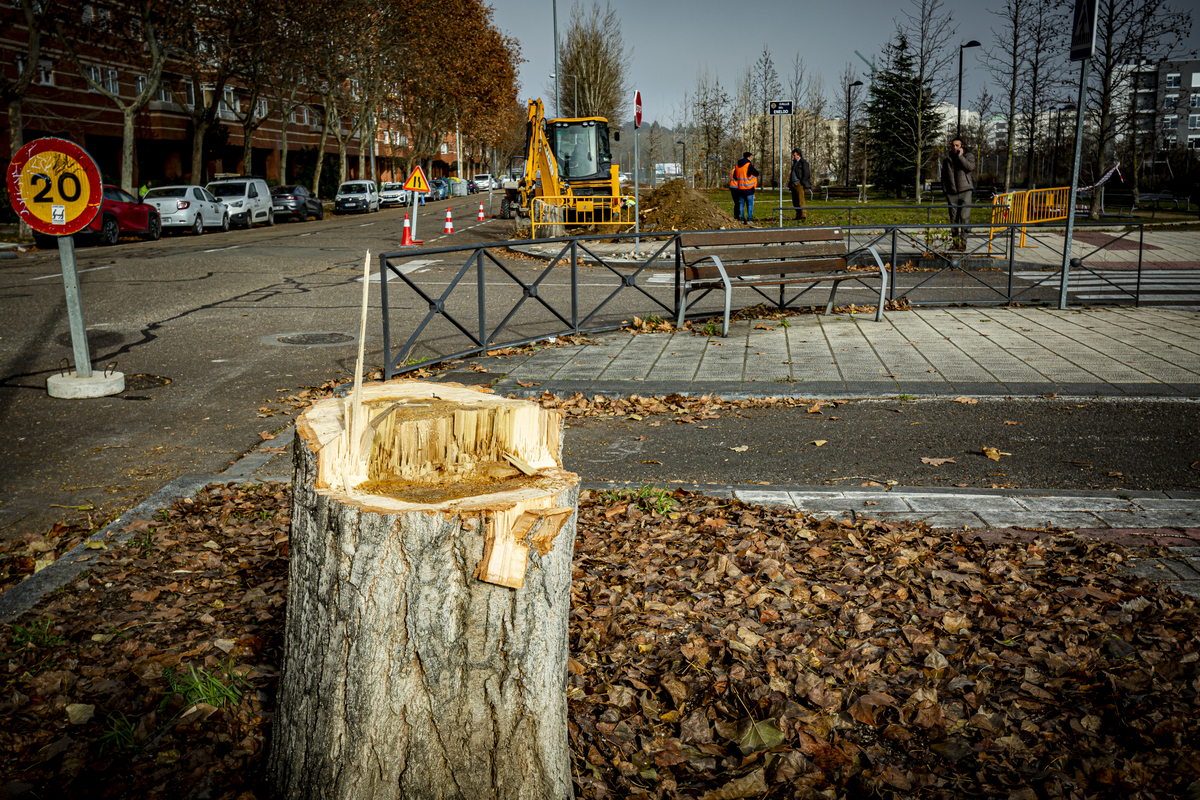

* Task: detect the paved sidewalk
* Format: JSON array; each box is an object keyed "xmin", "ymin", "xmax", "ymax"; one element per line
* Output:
[{"xmin": 490, "ymin": 306, "xmax": 1200, "ymax": 399}]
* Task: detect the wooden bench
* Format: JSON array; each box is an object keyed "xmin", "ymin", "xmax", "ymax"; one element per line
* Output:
[
  {"xmin": 823, "ymin": 186, "xmax": 861, "ymax": 202},
  {"xmin": 674, "ymin": 228, "xmax": 888, "ymax": 337}
]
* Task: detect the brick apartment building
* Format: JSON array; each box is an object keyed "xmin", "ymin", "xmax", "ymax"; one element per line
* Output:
[{"xmin": 2, "ymin": 9, "xmax": 463, "ymax": 190}]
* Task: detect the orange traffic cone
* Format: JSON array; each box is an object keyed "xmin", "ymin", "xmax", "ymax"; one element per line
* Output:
[
  {"xmin": 401, "ymin": 214, "xmax": 413, "ymax": 246},
  {"xmin": 477, "ymin": 202, "xmax": 485, "ymax": 221},
  {"xmin": 443, "ymin": 207, "xmax": 454, "ymax": 234}
]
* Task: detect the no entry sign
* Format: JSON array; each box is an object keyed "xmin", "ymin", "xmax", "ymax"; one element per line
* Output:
[
  {"xmin": 634, "ymin": 91, "xmax": 642, "ymax": 129},
  {"xmin": 6, "ymin": 138, "xmax": 103, "ymax": 236}
]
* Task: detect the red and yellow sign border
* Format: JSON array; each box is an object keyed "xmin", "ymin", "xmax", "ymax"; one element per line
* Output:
[{"xmin": 6, "ymin": 138, "xmax": 103, "ymax": 236}]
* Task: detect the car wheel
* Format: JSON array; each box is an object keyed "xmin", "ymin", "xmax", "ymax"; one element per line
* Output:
[
  {"xmin": 100, "ymin": 215, "xmax": 120, "ymax": 246},
  {"xmin": 243, "ymin": 213, "xmax": 254, "ymax": 229},
  {"xmin": 220, "ymin": 214, "xmax": 230, "ymax": 233},
  {"xmin": 316, "ymin": 203, "xmax": 324, "ymax": 220},
  {"xmin": 145, "ymin": 214, "xmax": 161, "ymax": 241},
  {"xmin": 500, "ymin": 198, "xmax": 514, "ymax": 220},
  {"xmin": 298, "ymin": 206, "xmax": 308, "ymax": 223},
  {"xmin": 192, "ymin": 214, "xmax": 204, "ymax": 236},
  {"xmin": 266, "ymin": 208, "xmax": 275, "ymax": 226}
]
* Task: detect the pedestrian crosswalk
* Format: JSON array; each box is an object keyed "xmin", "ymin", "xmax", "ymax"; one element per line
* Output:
[{"xmin": 1012, "ymin": 269, "xmax": 1200, "ymax": 304}]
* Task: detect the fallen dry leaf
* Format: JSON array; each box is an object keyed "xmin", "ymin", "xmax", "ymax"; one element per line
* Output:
[
  {"xmin": 982, "ymin": 446, "xmax": 1012, "ymax": 461},
  {"xmin": 729, "ymin": 445, "xmax": 749, "ymax": 452},
  {"xmin": 953, "ymin": 396, "xmax": 978, "ymax": 404},
  {"xmin": 921, "ymin": 457, "xmax": 956, "ymax": 466}
]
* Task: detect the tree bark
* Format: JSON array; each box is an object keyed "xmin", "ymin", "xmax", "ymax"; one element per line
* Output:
[{"xmin": 268, "ymin": 381, "xmax": 578, "ymax": 800}]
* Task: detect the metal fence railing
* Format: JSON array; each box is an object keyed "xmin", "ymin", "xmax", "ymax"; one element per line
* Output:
[
  {"xmin": 379, "ymin": 220, "xmax": 1151, "ymax": 379},
  {"xmin": 530, "ymin": 195, "xmax": 638, "ymax": 238}
]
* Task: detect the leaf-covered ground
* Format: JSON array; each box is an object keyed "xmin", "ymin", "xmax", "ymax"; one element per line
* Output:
[{"xmin": 1, "ymin": 483, "xmax": 1197, "ymax": 799}]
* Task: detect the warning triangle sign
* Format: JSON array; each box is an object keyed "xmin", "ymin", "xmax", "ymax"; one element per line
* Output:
[{"xmin": 403, "ymin": 166, "xmax": 430, "ymax": 193}]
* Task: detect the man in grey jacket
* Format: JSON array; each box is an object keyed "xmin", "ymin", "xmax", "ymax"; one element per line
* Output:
[
  {"xmin": 940, "ymin": 138, "xmax": 976, "ymax": 250},
  {"xmin": 788, "ymin": 149, "xmax": 811, "ymax": 222}
]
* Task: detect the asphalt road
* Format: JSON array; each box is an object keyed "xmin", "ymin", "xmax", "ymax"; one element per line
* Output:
[{"xmin": 1, "ymin": 197, "xmax": 1195, "ymax": 544}]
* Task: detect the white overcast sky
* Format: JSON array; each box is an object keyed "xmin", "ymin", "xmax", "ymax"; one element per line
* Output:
[{"xmin": 489, "ymin": 0, "xmax": 1199, "ymax": 125}]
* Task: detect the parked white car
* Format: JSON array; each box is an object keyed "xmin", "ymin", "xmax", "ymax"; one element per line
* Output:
[
  {"xmin": 474, "ymin": 173, "xmax": 500, "ymax": 190},
  {"xmin": 206, "ymin": 176, "xmax": 274, "ymax": 227},
  {"xmin": 334, "ymin": 181, "xmax": 380, "ymax": 214},
  {"xmin": 379, "ymin": 182, "xmax": 409, "ymax": 207},
  {"xmin": 142, "ymin": 185, "xmax": 230, "ymax": 234}
]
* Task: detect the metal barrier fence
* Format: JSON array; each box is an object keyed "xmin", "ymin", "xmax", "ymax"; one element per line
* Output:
[
  {"xmin": 989, "ymin": 187, "xmax": 1073, "ymax": 251},
  {"xmin": 379, "ymin": 220, "xmax": 1149, "ymax": 378},
  {"xmin": 530, "ymin": 195, "xmax": 638, "ymax": 238}
]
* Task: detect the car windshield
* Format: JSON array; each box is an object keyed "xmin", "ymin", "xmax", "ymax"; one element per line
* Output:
[
  {"xmin": 144, "ymin": 188, "xmax": 187, "ymax": 199},
  {"xmin": 272, "ymin": 186, "xmax": 298, "ymax": 195},
  {"xmin": 381, "ymin": 183, "xmax": 402, "ymax": 191},
  {"xmin": 339, "ymin": 183, "xmax": 371, "ymax": 194},
  {"xmin": 208, "ymin": 183, "xmax": 246, "ymax": 197}
]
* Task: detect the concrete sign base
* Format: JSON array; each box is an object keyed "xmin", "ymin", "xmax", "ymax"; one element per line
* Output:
[{"xmin": 47, "ymin": 371, "xmax": 125, "ymax": 399}]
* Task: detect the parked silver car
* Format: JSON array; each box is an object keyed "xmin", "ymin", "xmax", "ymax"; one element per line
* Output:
[
  {"xmin": 334, "ymin": 181, "xmax": 380, "ymax": 214},
  {"xmin": 142, "ymin": 185, "xmax": 230, "ymax": 235},
  {"xmin": 379, "ymin": 182, "xmax": 410, "ymax": 207}
]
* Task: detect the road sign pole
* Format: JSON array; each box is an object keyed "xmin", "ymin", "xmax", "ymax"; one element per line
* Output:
[
  {"xmin": 634, "ymin": 125, "xmax": 639, "ymax": 256},
  {"xmin": 58, "ymin": 235, "xmax": 92, "ymax": 378},
  {"xmin": 1059, "ymin": 57, "xmax": 1089, "ymax": 310},
  {"xmin": 411, "ymin": 187, "xmax": 418, "ymax": 242},
  {"xmin": 778, "ymin": 115, "xmax": 784, "ymax": 227}
]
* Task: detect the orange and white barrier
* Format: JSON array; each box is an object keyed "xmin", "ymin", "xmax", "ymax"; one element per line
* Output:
[
  {"xmin": 478, "ymin": 203, "xmax": 485, "ymax": 221},
  {"xmin": 443, "ymin": 207, "xmax": 454, "ymax": 234}
]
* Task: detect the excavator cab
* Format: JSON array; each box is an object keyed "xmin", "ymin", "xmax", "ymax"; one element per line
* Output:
[{"xmin": 546, "ymin": 119, "xmax": 613, "ymax": 186}]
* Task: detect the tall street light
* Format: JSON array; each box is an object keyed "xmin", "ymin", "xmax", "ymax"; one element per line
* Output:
[
  {"xmin": 845, "ymin": 80, "xmax": 863, "ymax": 187},
  {"xmin": 957, "ymin": 40, "xmax": 982, "ymax": 139},
  {"xmin": 676, "ymin": 139, "xmax": 686, "ymax": 185},
  {"xmin": 549, "ymin": 73, "xmax": 577, "ymax": 116},
  {"xmin": 552, "ymin": 0, "xmax": 559, "ymax": 116}
]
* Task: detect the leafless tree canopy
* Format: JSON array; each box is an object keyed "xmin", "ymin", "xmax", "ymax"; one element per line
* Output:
[{"xmin": 551, "ymin": 1, "xmax": 632, "ymax": 122}]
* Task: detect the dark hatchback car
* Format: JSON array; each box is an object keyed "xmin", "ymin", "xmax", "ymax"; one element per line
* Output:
[{"xmin": 270, "ymin": 185, "xmax": 323, "ymax": 222}]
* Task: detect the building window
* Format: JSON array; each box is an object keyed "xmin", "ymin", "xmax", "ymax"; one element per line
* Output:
[
  {"xmin": 103, "ymin": 68, "xmax": 118, "ymax": 94},
  {"xmin": 1163, "ymin": 114, "xmax": 1178, "ymax": 129},
  {"xmin": 1190, "ymin": 114, "xmax": 1200, "ymax": 130},
  {"xmin": 257, "ymin": 98, "xmax": 269, "ymax": 119},
  {"xmin": 1191, "ymin": 95, "xmax": 1200, "ymax": 108},
  {"xmin": 183, "ymin": 79, "xmax": 195, "ymax": 109},
  {"xmin": 1164, "ymin": 95, "xmax": 1179, "ymax": 109},
  {"xmin": 440, "ymin": 142, "xmax": 449, "ymax": 154},
  {"xmin": 36, "ymin": 59, "xmax": 53, "ymax": 86},
  {"xmin": 1189, "ymin": 134, "xmax": 1200, "ymax": 149},
  {"xmin": 1193, "ymin": 72, "xmax": 1200, "ymax": 88},
  {"xmin": 137, "ymin": 75, "xmax": 147, "ymax": 96},
  {"xmin": 156, "ymin": 82, "xmax": 171, "ymax": 103},
  {"xmin": 85, "ymin": 64, "xmax": 102, "ymax": 91},
  {"xmin": 1166, "ymin": 73, "xmax": 1180, "ymax": 88}
]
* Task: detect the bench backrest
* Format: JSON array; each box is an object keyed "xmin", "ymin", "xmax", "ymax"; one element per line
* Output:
[{"xmin": 678, "ymin": 228, "xmax": 847, "ymax": 280}]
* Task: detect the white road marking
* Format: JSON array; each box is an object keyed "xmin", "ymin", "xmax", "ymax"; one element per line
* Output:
[
  {"xmin": 359, "ymin": 222, "xmax": 375, "ymax": 227},
  {"xmin": 364, "ymin": 259, "xmax": 442, "ymax": 283},
  {"xmin": 31, "ymin": 265, "xmax": 113, "ymax": 281},
  {"xmin": 204, "ymin": 245, "xmax": 241, "ymax": 253}
]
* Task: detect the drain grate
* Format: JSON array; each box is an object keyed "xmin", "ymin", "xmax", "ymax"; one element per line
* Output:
[{"xmin": 277, "ymin": 332, "xmax": 355, "ymax": 346}]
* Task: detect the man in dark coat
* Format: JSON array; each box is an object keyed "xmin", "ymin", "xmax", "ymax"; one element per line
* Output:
[
  {"xmin": 788, "ymin": 149, "xmax": 812, "ymax": 222},
  {"xmin": 940, "ymin": 137, "xmax": 976, "ymax": 250}
]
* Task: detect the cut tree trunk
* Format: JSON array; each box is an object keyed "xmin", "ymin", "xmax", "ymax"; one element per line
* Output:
[{"xmin": 267, "ymin": 380, "xmax": 578, "ymax": 800}]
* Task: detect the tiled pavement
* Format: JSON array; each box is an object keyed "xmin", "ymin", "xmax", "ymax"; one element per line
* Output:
[{"xmin": 492, "ymin": 306, "xmax": 1200, "ymax": 399}]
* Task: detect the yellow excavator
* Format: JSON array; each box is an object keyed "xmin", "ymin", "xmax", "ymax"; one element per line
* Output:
[{"xmin": 499, "ymin": 98, "xmax": 632, "ymax": 229}]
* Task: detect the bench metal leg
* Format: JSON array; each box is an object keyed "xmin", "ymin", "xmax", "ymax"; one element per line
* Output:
[
  {"xmin": 870, "ymin": 246, "xmax": 887, "ymax": 322},
  {"xmin": 825, "ymin": 280, "xmax": 840, "ymax": 315},
  {"xmin": 676, "ymin": 284, "xmax": 689, "ymax": 329}
]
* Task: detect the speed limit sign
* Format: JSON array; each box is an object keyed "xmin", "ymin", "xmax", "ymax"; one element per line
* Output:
[{"xmin": 6, "ymin": 138, "xmax": 103, "ymax": 236}]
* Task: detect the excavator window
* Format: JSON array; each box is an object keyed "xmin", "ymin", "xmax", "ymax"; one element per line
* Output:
[{"xmin": 550, "ymin": 121, "xmax": 610, "ymax": 180}]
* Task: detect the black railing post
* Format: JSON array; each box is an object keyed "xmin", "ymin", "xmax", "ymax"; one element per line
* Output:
[
  {"xmin": 571, "ymin": 239, "xmax": 579, "ymax": 333},
  {"xmin": 476, "ymin": 249, "xmax": 487, "ymax": 347},
  {"xmin": 673, "ymin": 235, "xmax": 681, "ymax": 316},
  {"xmin": 889, "ymin": 227, "xmax": 898, "ymax": 301},
  {"xmin": 1136, "ymin": 223, "xmax": 1144, "ymax": 307},
  {"xmin": 1006, "ymin": 225, "xmax": 1015, "ymax": 302},
  {"xmin": 380, "ymin": 253, "xmax": 392, "ymax": 380}
]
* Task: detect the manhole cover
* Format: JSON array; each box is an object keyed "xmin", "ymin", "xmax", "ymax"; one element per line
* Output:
[
  {"xmin": 277, "ymin": 332, "xmax": 355, "ymax": 346},
  {"xmin": 124, "ymin": 373, "xmax": 171, "ymax": 390}
]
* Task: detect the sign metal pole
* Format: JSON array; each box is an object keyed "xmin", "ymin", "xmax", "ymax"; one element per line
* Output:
[
  {"xmin": 778, "ymin": 114, "xmax": 783, "ymax": 228},
  {"xmin": 1060, "ymin": 0, "xmax": 1097, "ymax": 310},
  {"xmin": 58, "ymin": 235, "xmax": 92, "ymax": 378}
]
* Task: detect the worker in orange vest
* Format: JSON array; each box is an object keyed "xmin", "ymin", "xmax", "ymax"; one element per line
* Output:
[{"xmin": 729, "ymin": 152, "xmax": 759, "ymax": 224}]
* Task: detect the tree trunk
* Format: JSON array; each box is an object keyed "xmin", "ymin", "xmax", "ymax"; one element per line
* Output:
[
  {"xmin": 122, "ymin": 109, "xmax": 137, "ymax": 194},
  {"xmin": 280, "ymin": 119, "xmax": 291, "ymax": 184},
  {"xmin": 267, "ymin": 380, "xmax": 578, "ymax": 800},
  {"xmin": 313, "ymin": 120, "xmax": 330, "ymax": 199},
  {"xmin": 191, "ymin": 119, "xmax": 209, "ymax": 185}
]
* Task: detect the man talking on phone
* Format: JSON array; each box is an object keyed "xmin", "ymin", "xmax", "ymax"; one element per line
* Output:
[{"xmin": 940, "ymin": 138, "xmax": 976, "ymax": 251}]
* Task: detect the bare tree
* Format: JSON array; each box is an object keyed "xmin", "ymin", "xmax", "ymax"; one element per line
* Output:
[
  {"xmin": 803, "ymin": 74, "xmax": 832, "ymax": 180},
  {"xmin": 1020, "ymin": 0, "xmax": 1067, "ymax": 188},
  {"xmin": 787, "ymin": 55, "xmax": 806, "ymax": 160},
  {"xmin": 1085, "ymin": 0, "xmax": 1191, "ymax": 218},
  {"xmin": 984, "ymin": 0, "xmax": 1029, "ymax": 192},
  {"xmin": 550, "ymin": 1, "xmax": 631, "ymax": 122},
  {"xmin": 751, "ymin": 47, "xmax": 781, "ymax": 185},
  {"xmin": 692, "ymin": 68, "xmax": 732, "ymax": 187},
  {"xmin": 898, "ymin": 0, "xmax": 958, "ymax": 201}
]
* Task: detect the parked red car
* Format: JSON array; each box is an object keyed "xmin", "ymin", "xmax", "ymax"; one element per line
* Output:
[{"xmin": 34, "ymin": 184, "xmax": 161, "ymax": 248}]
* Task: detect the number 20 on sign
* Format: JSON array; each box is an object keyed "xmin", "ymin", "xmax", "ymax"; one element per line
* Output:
[{"xmin": 6, "ymin": 138, "xmax": 103, "ymax": 235}]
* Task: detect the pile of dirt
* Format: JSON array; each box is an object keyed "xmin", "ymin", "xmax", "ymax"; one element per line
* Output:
[{"xmin": 638, "ymin": 179, "xmax": 745, "ymax": 232}]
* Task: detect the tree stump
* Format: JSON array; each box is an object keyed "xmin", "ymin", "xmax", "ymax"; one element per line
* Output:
[{"xmin": 267, "ymin": 381, "xmax": 578, "ymax": 800}]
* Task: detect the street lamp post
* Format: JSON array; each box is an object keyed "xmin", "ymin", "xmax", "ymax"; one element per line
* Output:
[
  {"xmin": 845, "ymin": 80, "xmax": 863, "ymax": 187},
  {"xmin": 549, "ymin": 73, "xmax": 577, "ymax": 117},
  {"xmin": 677, "ymin": 139, "xmax": 686, "ymax": 186},
  {"xmin": 957, "ymin": 40, "xmax": 981, "ymax": 140}
]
